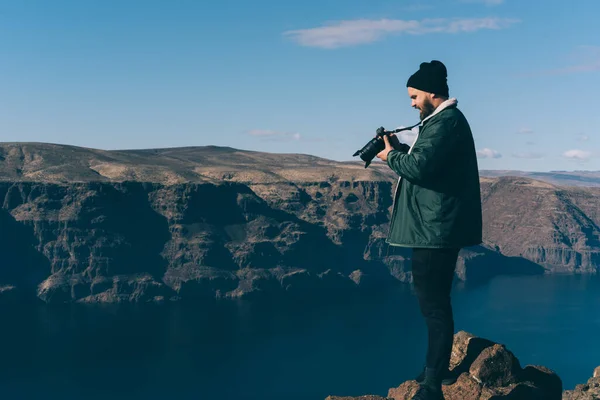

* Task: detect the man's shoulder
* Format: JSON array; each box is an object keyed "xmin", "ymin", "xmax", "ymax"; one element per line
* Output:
[
  {"xmin": 429, "ymin": 107, "xmax": 470, "ymax": 131},
  {"xmin": 422, "ymin": 106, "xmax": 460, "ymax": 128},
  {"xmin": 438, "ymin": 106, "xmax": 466, "ymax": 121}
]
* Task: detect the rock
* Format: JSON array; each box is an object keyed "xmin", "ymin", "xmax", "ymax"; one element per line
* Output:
[
  {"xmin": 562, "ymin": 366, "xmax": 600, "ymax": 399},
  {"xmin": 449, "ymin": 331, "xmax": 495, "ymax": 373},
  {"xmin": 37, "ymin": 272, "xmax": 171, "ymax": 304},
  {"xmin": 326, "ymin": 331, "xmax": 564, "ymax": 400},
  {"xmin": 468, "ymin": 344, "xmax": 521, "ymax": 387},
  {"xmin": 522, "ymin": 365, "xmax": 563, "ymax": 400},
  {"xmin": 0, "ymin": 285, "xmax": 19, "ymax": 303},
  {"xmin": 325, "ymin": 396, "xmax": 391, "ymax": 400},
  {"xmin": 386, "ymin": 380, "xmax": 421, "ymax": 399}
]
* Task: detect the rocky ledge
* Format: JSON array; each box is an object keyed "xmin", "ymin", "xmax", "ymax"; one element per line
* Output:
[
  {"xmin": 326, "ymin": 331, "xmax": 599, "ymax": 400},
  {"xmin": 563, "ymin": 367, "xmax": 600, "ymax": 400}
]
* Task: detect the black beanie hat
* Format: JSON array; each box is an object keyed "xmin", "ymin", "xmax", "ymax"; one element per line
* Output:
[{"xmin": 406, "ymin": 60, "xmax": 449, "ymax": 97}]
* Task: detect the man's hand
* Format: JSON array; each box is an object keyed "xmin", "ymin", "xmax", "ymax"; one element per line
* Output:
[
  {"xmin": 388, "ymin": 133, "xmax": 402, "ymax": 150},
  {"xmin": 388, "ymin": 133, "xmax": 411, "ymax": 152},
  {"xmin": 376, "ymin": 135, "xmax": 395, "ymax": 162}
]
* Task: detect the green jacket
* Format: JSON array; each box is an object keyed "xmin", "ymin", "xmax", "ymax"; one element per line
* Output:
[{"xmin": 385, "ymin": 100, "xmax": 482, "ymax": 248}]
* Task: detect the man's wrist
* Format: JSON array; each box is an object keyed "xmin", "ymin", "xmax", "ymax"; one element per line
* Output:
[{"xmin": 386, "ymin": 149, "xmax": 398, "ymax": 166}]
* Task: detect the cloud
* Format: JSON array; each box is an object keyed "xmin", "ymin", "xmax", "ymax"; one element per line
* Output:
[
  {"xmin": 399, "ymin": 131, "xmax": 418, "ymax": 145},
  {"xmin": 512, "ymin": 152, "xmax": 544, "ymax": 159},
  {"xmin": 550, "ymin": 62, "xmax": 600, "ymax": 74},
  {"xmin": 477, "ymin": 148, "xmax": 502, "ymax": 158},
  {"xmin": 283, "ymin": 17, "xmax": 520, "ymax": 48},
  {"xmin": 563, "ymin": 149, "xmax": 592, "ymax": 160},
  {"xmin": 517, "ymin": 128, "xmax": 533, "ymax": 134},
  {"xmin": 576, "ymin": 134, "xmax": 589, "ymax": 142},
  {"xmin": 525, "ymin": 141, "xmax": 535, "ymax": 145},
  {"xmin": 459, "ymin": 0, "xmax": 504, "ymax": 5},
  {"xmin": 530, "ymin": 46, "xmax": 600, "ymax": 75},
  {"xmin": 394, "ymin": 126, "xmax": 419, "ymax": 145},
  {"xmin": 247, "ymin": 129, "xmax": 301, "ymax": 141}
]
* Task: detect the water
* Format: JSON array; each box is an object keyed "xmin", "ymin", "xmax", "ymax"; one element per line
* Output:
[{"xmin": 1, "ymin": 274, "xmax": 599, "ymax": 400}]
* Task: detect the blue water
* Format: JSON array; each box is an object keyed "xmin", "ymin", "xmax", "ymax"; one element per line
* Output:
[{"xmin": 1, "ymin": 274, "xmax": 599, "ymax": 400}]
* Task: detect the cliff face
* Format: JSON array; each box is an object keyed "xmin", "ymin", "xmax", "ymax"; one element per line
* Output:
[
  {"xmin": 0, "ymin": 180, "xmax": 403, "ymax": 303},
  {"xmin": 1, "ymin": 143, "xmax": 599, "ymax": 303},
  {"xmin": 480, "ymin": 177, "xmax": 600, "ymax": 273}
]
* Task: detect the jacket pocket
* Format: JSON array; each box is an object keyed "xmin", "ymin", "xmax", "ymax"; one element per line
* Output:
[{"xmin": 415, "ymin": 188, "xmax": 442, "ymax": 224}]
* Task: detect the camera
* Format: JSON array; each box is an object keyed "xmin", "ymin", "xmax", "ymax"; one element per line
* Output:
[
  {"xmin": 352, "ymin": 127, "xmax": 389, "ymax": 168},
  {"xmin": 353, "ymin": 124, "xmax": 417, "ymax": 168}
]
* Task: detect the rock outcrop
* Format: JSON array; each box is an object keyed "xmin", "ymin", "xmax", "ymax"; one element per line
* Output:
[
  {"xmin": 563, "ymin": 366, "xmax": 600, "ymax": 399},
  {"xmin": 326, "ymin": 331, "xmax": 600, "ymax": 400}
]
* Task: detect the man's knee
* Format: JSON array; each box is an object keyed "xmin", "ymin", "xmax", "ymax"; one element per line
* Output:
[{"xmin": 416, "ymin": 293, "xmax": 453, "ymax": 319}]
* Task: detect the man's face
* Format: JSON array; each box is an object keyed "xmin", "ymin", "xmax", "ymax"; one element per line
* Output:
[{"xmin": 407, "ymin": 87, "xmax": 435, "ymax": 121}]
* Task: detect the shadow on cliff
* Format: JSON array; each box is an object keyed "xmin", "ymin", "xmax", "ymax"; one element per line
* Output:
[
  {"xmin": 0, "ymin": 207, "xmax": 50, "ymax": 303},
  {"xmin": 83, "ymin": 182, "xmax": 171, "ymax": 278},
  {"xmin": 207, "ymin": 183, "xmax": 371, "ymax": 297},
  {"xmin": 456, "ymin": 245, "xmax": 546, "ymax": 290},
  {"xmin": 262, "ymin": 189, "xmax": 376, "ymax": 272}
]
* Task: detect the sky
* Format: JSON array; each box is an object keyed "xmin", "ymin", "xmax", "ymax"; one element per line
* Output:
[{"xmin": 1, "ymin": 0, "xmax": 599, "ymax": 172}]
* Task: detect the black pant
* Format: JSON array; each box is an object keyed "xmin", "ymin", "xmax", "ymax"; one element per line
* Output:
[{"xmin": 411, "ymin": 247, "xmax": 460, "ymax": 377}]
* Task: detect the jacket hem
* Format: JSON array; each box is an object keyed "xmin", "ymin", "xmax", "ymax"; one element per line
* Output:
[{"xmin": 385, "ymin": 239, "xmax": 482, "ymax": 249}]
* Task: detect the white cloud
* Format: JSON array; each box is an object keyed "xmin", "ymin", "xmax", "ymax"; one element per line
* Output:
[
  {"xmin": 576, "ymin": 134, "xmax": 589, "ymax": 142},
  {"xmin": 399, "ymin": 131, "xmax": 418, "ymax": 145},
  {"xmin": 517, "ymin": 128, "xmax": 533, "ymax": 134},
  {"xmin": 512, "ymin": 152, "xmax": 544, "ymax": 159},
  {"xmin": 552, "ymin": 62, "xmax": 600, "ymax": 74},
  {"xmin": 459, "ymin": 0, "xmax": 504, "ymax": 5},
  {"xmin": 563, "ymin": 149, "xmax": 592, "ymax": 160},
  {"xmin": 394, "ymin": 126, "xmax": 419, "ymax": 146},
  {"xmin": 533, "ymin": 46, "xmax": 600, "ymax": 75},
  {"xmin": 477, "ymin": 148, "xmax": 502, "ymax": 158},
  {"xmin": 247, "ymin": 129, "xmax": 301, "ymax": 141},
  {"xmin": 283, "ymin": 17, "xmax": 520, "ymax": 49}
]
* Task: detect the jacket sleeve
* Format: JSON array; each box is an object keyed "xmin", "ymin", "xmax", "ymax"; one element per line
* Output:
[
  {"xmin": 395, "ymin": 143, "xmax": 411, "ymax": 152},
  {"xmin": 386, "ymin": 117, "xmax": 460, "ymax": 185}
]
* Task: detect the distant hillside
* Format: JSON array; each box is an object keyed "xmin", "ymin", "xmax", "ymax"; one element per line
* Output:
[
  {"xmin": 480, "ymin": 169, "xmax": 600, "ymax": 187},
  {"xmin": 0, "ymin": 142, "xmax": 396, "ymax": 184},
  {"xmin": 2, "ymin": 142, "xmax": 598, "ymax": 187}
]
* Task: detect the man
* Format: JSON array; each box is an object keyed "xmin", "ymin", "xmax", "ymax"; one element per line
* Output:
[{"xmin": 376, "ymin": 60, "xmax": 482, "ymax": 400}]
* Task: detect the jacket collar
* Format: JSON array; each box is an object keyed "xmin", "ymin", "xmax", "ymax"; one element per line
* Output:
[{"xmin": 421, "ymin": 97, "xmax": 458, "ymax": 126}]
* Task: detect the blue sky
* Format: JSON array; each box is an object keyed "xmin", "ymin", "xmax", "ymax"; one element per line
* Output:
[{"xmin": 1, "ymin": 0, "xmax": 599, "ymax": 172}]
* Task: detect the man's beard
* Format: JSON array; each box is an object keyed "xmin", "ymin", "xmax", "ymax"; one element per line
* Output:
[{"xmin": 419, "ymin": 100, "xmax": 435, "ymax": 121}]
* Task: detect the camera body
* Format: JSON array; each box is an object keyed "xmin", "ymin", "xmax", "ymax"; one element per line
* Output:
[
  {"xmin": 353, "ymin": 123, "xmax": 418, "ymax": 168},
  {"xmin": 352, "ymin": 126, "xmax": 392, "ymax": 168}
]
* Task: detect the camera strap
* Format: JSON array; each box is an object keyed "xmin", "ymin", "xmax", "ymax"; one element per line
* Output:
[{"xmin": 386, "ymin": 121, "xmax": 421, "ymax": 135}]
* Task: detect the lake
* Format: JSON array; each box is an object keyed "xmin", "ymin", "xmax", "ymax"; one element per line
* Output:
[{"xmin": 1, "ymin": 274, "xmax": 599, "ymax": 400}]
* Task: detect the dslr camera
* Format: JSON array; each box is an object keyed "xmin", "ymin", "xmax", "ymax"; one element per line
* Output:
[{"xmin": 353, "ymin": 125, "xmax": 414, "ymax": 168}]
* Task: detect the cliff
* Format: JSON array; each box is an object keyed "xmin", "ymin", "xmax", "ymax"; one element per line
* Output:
[
  {"xmin": 325, "ymin": 331, "xmax": 600, "ymax": 400},
  {"xmin": 0, "ymin": 143, "xmax": 599, "ymax": 303}
]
